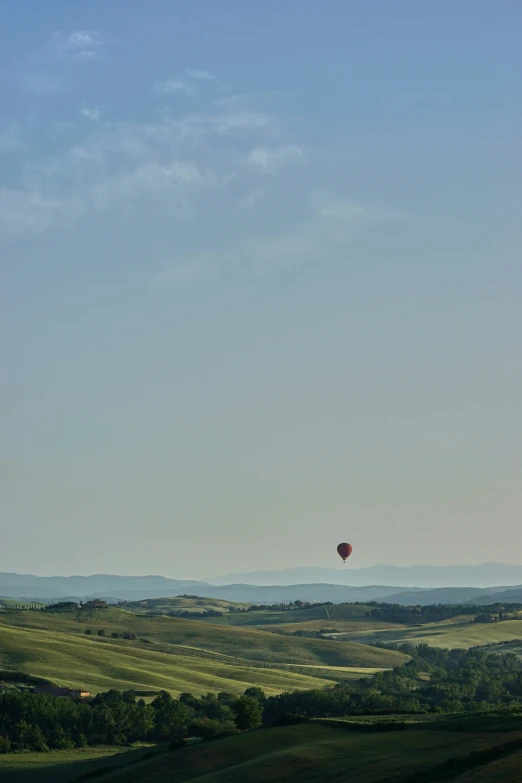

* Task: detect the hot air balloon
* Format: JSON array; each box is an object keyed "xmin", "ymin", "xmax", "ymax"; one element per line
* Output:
[{"xmin": 337, "ymin": 543, "xmax": 352, "ymax": 563}]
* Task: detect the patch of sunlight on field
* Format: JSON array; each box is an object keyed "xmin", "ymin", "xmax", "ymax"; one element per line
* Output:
[
  {"xmin": 0, "ymin": 745, "xmax": 160, "ymax": 783},
  {"xmin": 0, "ymin": 610, "xmax": 408, "ymax": 668},
  {"xmin": 330, "ymin": 619, "xmax": 522, "ymax": 649},
  {"xmin": 0, "ymin": 625, "xmax": 334, "ymax": 696}
]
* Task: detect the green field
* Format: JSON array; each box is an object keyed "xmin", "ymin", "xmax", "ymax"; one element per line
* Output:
[
  {"xmin": 329, "ymin": 617, "xmax": 522, "ymax": 650},
  {"xmin": 128, "ymin": 597, "xmax": 251, "ymax": 615},
  {"xmin": 192, "ymin": 602, "xmax": 376, "ymax": 627},
  {"xmin": 0, "ymin": 745, "xmax": 163, "ymax": 783},
  {"xmin": 0, "ymin": 625, "xmax": 339, "ymax": 695},
  {"xmin": 0, "ymin": 609, "xmax": 407, "ymax": 668},
  {"xmin": 82, "ymin": 719, "xmax": 522, "ymax": 782},
  {"xmin": 455, "ymin": 750, "xmax": 522, "ymax": 781}
]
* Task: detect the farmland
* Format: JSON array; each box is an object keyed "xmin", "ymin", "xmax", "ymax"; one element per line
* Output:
[
  {"xmin": 71, "ymin": 719, "xmax": 522, "ymax": 783},
  {"xmin": 0, "ymin": 609, "xmax": 407, "ymax": 669},
  {"xmin": 0, "ymin": 625, "xmax": 337, "ymax": 696},
  {"xmin": 3, "ymin": 717, "xmax": 522, "ymax": 782},
  {"xmin": 326, "ymin": 617, "xmax": 522, "ymax": 650},
  {"xmin": 0, "ymin": 745, "xmax": 161, "ymax": 783}
]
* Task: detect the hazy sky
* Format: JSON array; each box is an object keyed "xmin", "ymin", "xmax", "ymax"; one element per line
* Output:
[{"xmin": 2, "ymin": 1, "xmax": 521, "ymax": 578}]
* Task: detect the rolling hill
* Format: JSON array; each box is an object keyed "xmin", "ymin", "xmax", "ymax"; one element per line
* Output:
[
  {"xmin": 87, "ymin": 718, "xmax": 522, "ymax": 782},
  {"xmin": 0, "ymin": 609, "xmax": 408, "ymax": 668},
  {"xmin": 0, "ymin": 625, "xmax": 336, "ymax": 696},
  {"xmin": 326, "ymin": 616, "xmax": 522, "ymax": 650}
]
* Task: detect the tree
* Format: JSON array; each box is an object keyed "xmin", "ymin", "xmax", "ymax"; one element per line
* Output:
[
  {"xmin": 232, "ymin": 696, "xmax": 263, "ymax": 731},
  {"xmin": 135, "ymin": 702, "xmax": 155, "ymax": 741},
  {"xmin": 188, "ymin": 717, "xmax": 236, "ymax": 740},
  {"xmin": 243, "ymin": 687, "xmax": 266, "ymax": 704},
  {"xmin": 152, "ymin": 692, "xmax": 192, "ymax": 741}
]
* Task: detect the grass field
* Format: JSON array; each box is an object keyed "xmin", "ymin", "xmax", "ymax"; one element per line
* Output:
[
  {"xmin": 259, "ymin": 619, "xmax": 406, "ymax": 634},
  {"xmin": 128, "ymin": 597, "xmax": 251, "ymax": 615},
  {"xmin": 0, "ymin": 744, "xmax": 163, "ymax": 783},
  {"xmin": 330, "ymin": 617, "xmax": 522, "ymax": 649},
  {"xmin": 194, "ymin": 603, "xmax": 376, "ymax": 627},
  {"xmin": 0, "ymin": 625, "xmax": 338, "ymax": 695},
  {"xmin": 455, "ymin": 749, "xmax": 522, "ymax": 781},
  {"xmin": 89, "ymin": 719, "xmax": 522, "ymax": 782},
  {"xmin": 3, "ymin": 720, "xmax": 522, "ymax": 782},
  {"xmin": 0, "ymin": 609, "xmax": 407, "ymax": 668}
]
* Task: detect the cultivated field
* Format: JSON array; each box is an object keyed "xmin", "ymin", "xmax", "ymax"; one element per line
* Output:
[
  {"xmin": 0, "ymin": 745, "xmax": 160, "ymax": 783},
  {"xmin": 0, "ymin": 609, "xmax": 407, "ymax": 668},
  {"xmin": 192, "ymin": 602, "xmax": 375, "ymax": 627},
  {"xmin": 0, "ymin": 625, "xmax": 337, "ymax": 696},
  {"xmin": 329, "ymin": 617, "xmax": 522, "ymax": 649},
  {"xmin": 129, "ymin": 597, "xmax": 251, "ymax": 615},
  {"xmin": 88, "ymin": 718, "xmax": 522, "ymax": 782}
]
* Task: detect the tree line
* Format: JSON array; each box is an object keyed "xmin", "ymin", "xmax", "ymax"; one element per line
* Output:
[
  {"xmin": 366, "ymin": 602, "xmax": 522, "ymax": 625},
  {"xmin": 2, "ymin": 644, "xmax": 522, "ymax": 753},
  {"xmin": 0, "ymin": 688, "xmax": 265, "ymax": 753}
]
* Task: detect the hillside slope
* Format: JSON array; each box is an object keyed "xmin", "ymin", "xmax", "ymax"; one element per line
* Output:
[
  {"xmin": 0, "ymin": 610, "xmax": 408, "ymax": 668},
  {"xmin": 331, "ymin": 617, "xmax": 522, "ymax": 649},
  {"xmin": 98, "ymin": 720, "xmax": 522, "ymax": 782},
  {"xmin": 0, "ymin": 625, "xmax": 335, "ymax": 696}
]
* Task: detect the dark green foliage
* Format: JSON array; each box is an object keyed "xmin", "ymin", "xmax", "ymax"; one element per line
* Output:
[
  {"xmin": 243, "ymin": 687, "xmax": 267, "ymax": 704},
  {"xmin": 43, "ymin": 602, "xmax": 81, "ymax": 612},
  {"xmin": 151, "ymin": 691, "xmax": 192, "ymax": 741},
  {"xmin": 0, "ymin": 670, "xmax": 53, "ymax": 686},
  {"xmin": 188, "ymin": 717, "xmax": 237, "ymax": 740},
  {"xmin": 1, "ymin": 645, "xmax": 522, "ymax": 754},
  {"xmin": 232, "ymin": 696, "xmax": 263, "ymax": 730},
  {"xmin": 368, "ymin": 602, "xmax": 522, "ymax": 625}
]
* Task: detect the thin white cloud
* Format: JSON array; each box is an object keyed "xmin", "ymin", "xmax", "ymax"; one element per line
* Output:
[
  {"xmin": 0, "ymin": 101, "xmax": 277, "ymax": 235},
  {"xmin": 317, "ymin": 199, "xmax": 371, "ymax": 222},
  {"xmin": 157, "ymin": 187, "xmax": 408, "ymax": 285},
  {"xmin": 154, "ymin": 68, "xmax": 225, "ymax": 99},
  {"xmin": 49, "ymin": 30, "xmax": 104, "ymax": 61},
  {"xmin": 185, "ymin": 68, "xmax": 217, "ymax": 81},
  {"xmin": 185, "ymin": 68, "xmax": 226, "ymax": 91},
  {"xmin": 80, "ymin": 107, "xmax": 101, "ymax": 121},
  {"xmin": 155, "ymin": 79, "xmax": 195, "ymax": 96},
  {"xmin": 247, "ymin": 144, "xmax": 306, "ymax": 174},
  {"xmin": 171, "ymin": 111, "xmax": 277, "ymax": 142}
]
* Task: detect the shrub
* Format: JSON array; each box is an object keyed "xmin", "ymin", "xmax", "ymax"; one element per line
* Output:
[{"xmin": 188, "ymin": 718, "xmax": 237, "ymax": 741}]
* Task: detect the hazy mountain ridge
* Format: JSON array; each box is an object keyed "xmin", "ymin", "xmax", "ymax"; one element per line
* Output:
[
  {"xmin": 207, "ymin": 563, "xmax": 522, "ymax": 588},
  {"xmin": 1, "ymin": 569, "xmax": 522, "ymax": 605}
]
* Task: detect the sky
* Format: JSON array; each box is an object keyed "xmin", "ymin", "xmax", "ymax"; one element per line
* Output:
[{"xmin": 1, "ymin": 1, "xmax": 522, "ymax": 578}]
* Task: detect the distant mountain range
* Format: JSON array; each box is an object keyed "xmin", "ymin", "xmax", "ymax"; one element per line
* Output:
[
  {"xmin": 206, "ymin": 563, "xmax": 522, "ymax": 588},
  {"xmin": 1, "ymin": 567, "xmax": 522, "ymax": 606}
]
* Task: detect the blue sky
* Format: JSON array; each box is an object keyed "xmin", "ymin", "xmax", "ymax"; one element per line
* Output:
[{"xmin": 2, "ymin": 1, "xmax": 521, "ymax": 577}]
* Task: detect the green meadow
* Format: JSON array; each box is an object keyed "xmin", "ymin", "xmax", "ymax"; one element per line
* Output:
[
  {"xmin": 0, "ymin": 625, "xmax": 337, "ymax": 696},
  {"xmin": 0, "ymin": 609, "xmax": 407, "ymax": 669},
  {"xmin": 74, "ymin": 719, "xmax": 522, "ymax": 783}
]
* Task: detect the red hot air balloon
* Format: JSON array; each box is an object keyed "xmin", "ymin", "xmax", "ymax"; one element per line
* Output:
[{"xmin": 337, "ymin": 543, "xmax": 353, "ymax": 563}]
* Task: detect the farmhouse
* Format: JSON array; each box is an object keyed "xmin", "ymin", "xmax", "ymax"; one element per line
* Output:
[
  {"xmin": 33, "ymin": 686, "xmax": 90, "ymax": 699},
  {"xmin": 83, "ymin": 599, "xmax": 107, "ymax": 610}
]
